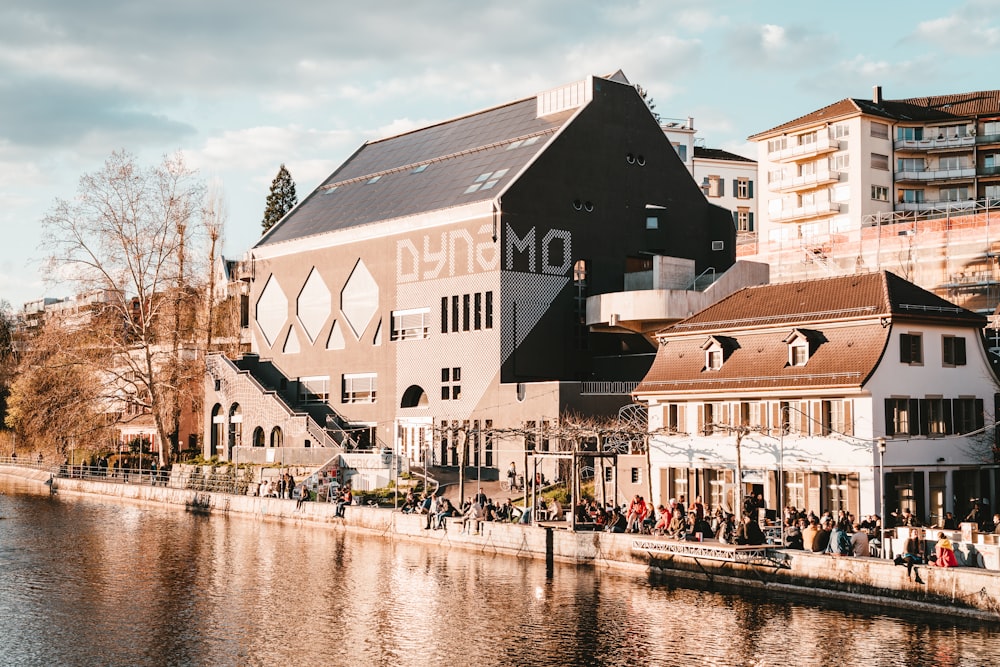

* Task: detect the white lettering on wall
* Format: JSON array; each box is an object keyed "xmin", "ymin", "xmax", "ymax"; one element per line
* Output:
[
  {"xmin": 506, "ymin": 223, "xmax": 573, "ymax": 275},
  {"xmin": 396, "ymin": 225, "xmax": 500, "ymax": 283}
]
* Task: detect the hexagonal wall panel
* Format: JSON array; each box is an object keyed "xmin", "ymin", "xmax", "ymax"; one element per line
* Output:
[
  {"xmin": 256, "ymin": 275, "xmax": 288, "ymax": 347},
  {"xmin": 297, "ymin": 268, "xmax": 331, "ymax": 343},
  {"xmin": 341, "ymin": 259, "xmax": 379, "ymax": 339}
]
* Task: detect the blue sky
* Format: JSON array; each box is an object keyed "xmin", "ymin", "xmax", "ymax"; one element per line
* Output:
[{"xmin": 2, "ymin": 0, "xmax": 1000, "ymax": 309}]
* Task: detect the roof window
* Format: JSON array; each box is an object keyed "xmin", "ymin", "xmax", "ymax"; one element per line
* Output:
[
  {"xmin": 411, "ymin": 164, "xmax": 428, "ymax": 173},
  {"xmin": 465, "ymin": 168, "xmax": 510, "ymax": 194},
  {"xmin": 367, "ymin": 175, "xmax": 382, "ymax": 184}
]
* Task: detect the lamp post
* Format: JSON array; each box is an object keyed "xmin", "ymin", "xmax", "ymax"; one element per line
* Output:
[
  {"xmin": 779, "ymin": 406, "xmax": 788, "ymax": 547},
  {"xmin": 877, "ymin": 436, "xmax": 887, "ymax": 559}
]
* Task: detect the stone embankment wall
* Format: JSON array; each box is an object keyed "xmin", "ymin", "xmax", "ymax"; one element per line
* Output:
[{"xmin": 8, "ymin": 468, "xmax": 1000, "ymax": 623}]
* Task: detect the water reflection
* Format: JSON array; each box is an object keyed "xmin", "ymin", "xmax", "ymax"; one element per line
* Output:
[{"xmin": 0, "ymin": 477, "xmax": 998, "ymax": 667}]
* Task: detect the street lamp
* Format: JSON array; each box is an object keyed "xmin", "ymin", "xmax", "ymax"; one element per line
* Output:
[
  {"xmin": 779, "ymin": 405, "xmax": 788, "ymax": 547},
  {"xmin": 877, "ymin": 436, "xmax": 887, "ymax": 559}
]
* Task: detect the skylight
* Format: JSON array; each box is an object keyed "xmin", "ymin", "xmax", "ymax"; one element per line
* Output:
[
  {"xmin": 465, "ymin": 168, "xmax": 510, "ymax": 194},
  {"xmin": 411, "ymin": 164, "xmax": 428, "ymax": 173},
  {"xmin": 367, "ymin": 175, "xmax": 382, "ymax": 184}
]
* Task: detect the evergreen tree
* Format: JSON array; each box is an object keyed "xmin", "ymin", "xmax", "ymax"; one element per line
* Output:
[{"xmin": 261, "ymin": 164, "xmax": 297, "ymax": 234}]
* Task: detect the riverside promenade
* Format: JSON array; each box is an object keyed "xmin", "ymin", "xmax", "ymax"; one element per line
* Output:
[{"xmin": 4, "ymin": 464, "xmax": 1000, "ymax": 622}]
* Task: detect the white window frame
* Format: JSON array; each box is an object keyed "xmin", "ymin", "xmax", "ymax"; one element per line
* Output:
[
  {"xmin": 342, "ymin": 373, "xmax": 377, "ymax": 404},
  {"xmin": 390, "ymin": 307, "xmax": 430, "ymax": 341},
  {"xmin": 298, "ymin": 376, "xmax": 330, "ymax": 404}
]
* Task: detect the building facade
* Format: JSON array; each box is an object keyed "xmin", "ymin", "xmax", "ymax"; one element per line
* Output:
[
  {"xmin": 635, "ymin": 271, "xmax": 1000, "ymax": 525},
  {"xmin": 204, "ymin": 72, "xmax": 737, "ymax": 478}
]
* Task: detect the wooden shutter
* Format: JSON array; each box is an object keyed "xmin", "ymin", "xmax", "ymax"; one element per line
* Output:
[
  {"xmin": 811, "ymin": 401, "xmax": 822, "ymax": 436},
  {"xmin": 843, "ymin": 399, "xmax": 853, "ymax": 436},
  {"xmin": 885, "ymin": 398, "xmax": 896, "ymax": 437},
  {"xmin": 942, "ymin": 399, "xmax": 953, "ymax": 435},
  {"xmin": 697, "ymin": 404, "xmax": 705, "ymax": 435},
  {"xmin": 677, "ymin": 405, "xmax": 686, "ymax": 433},
  {"xmin": 908, "ymin": 399, "xmax": 920, "ymax": 436},
  {"xmin": 848, "ymin": 474, "xmax": 861, "ymax": 517},
  {"xmin": 975, "ymin": 398, "xmax": 985, "ymax": 431},
  {"xmin": 956, "ymin": 337, "xmax": 967, "ymax": 365},
  {"xmin": 900, "ymin": 334, "xmax": 911, "ymax": 363},
  {"xmin": 771, "ymin": 403, "xmax": 780, "ymax": 435},
  {"xmin": 748, "ymin": 180, "xmax": 754, "ymax": 198},
  {"xmin": 918, "ymin": 399, "xmax": 929, "ymax": 436}
]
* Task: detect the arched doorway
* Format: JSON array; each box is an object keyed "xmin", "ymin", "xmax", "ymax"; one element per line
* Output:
[
  {"xmin": 210, "ymin": 404, "xmax": 224, "ymax": 458},
  {"xmin": 270, "ymin": 426, "xmax": 283, "ymax": 448},
  {"xmin": 253, "ymin": 426, "xmax": 265, "ymax": 448},
  {"xmin": 400, "ymin": 385, "xmax": 428, "ymax": 408},
  {"xmin": 228, "ymin": 403, "xmax": 242, "ymax": 461}
]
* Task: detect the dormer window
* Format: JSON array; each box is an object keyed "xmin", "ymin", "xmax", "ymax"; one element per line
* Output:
[
  {"xmin": 701, "ymin": 336, "xmax": 733, "ymax": 371},
  {"xmin": 784, "ymin": 329, "xmax": 822, "ymax": 367}
]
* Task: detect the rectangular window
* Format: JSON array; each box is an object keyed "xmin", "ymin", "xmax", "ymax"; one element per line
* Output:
[
  {"xmin": 885, "ymin": 398, "xmax": 917, "ymax": 437},
  {"xmin": 441, "ymin": 297, "xmax": 448, "ymax": 334},
  {"xmin": 940, "ymin": 187, "xmax": 970, "ymax": 202},
  {"xmin": 462, "ymin": 294, "xmax": 470, "ymax": 331},
  {"xmin": 834, "ymin": 123, "xmax": 850, "ymax": 138},
  {"xmin": 791, "ymin": 344, "xmax": 808, "ymax": 366},
  {"xmin": 899, "ymin": 189, "xmax": 924, "ymax": 204},
  {"xmin": 799, "ymin": 161, "xmax": 816, "ymax": 177},
  {"xmin": 799, "ymin": 131, "xmax": 817, "ymax": 146},
  {"xmin": 900, "ymin": 333, "xmax": 923, "ymax": 364},
  {"xmin": 736, "ymin": 177, "xmax": 751, "ymax": 199},
  {"xmin": 631, "ymin": 468, "xmax": 641, "ymax": 484},
  {"xmin": 921, "ymin": 398, "xmax": 951, "ymax": 436},
  {"xmin": 939, "ymin": 156, "xmax": 962, "ymax": 170},
  {"xmin": 666, "ymin": 403, "xmax": 684, "ymax": 434},
  {"xmin": 897, "ymin": 127, "xmax": 923, "ymax": 141},
  {"xmin": 832, "ymin": 154, "xmax": 850, "ymax": 171},
  {"xmin": 821, "ymin": 399, "xmax": 845, "ymax": 436},
  {"xmin": 474, "ymin": 292, "xmax": 482, "ymax": 329},
  {"xmin": 872, "ymin": 185, "xmax": 889, "ymax": 201},
  {"xmin": 871, "ymin": 153, "xmax": 889, "ymax": 170},
  {"xmin": 871, "ymin": 122, "xmax": 889, "ymax": 139},
  {"xmin": 768, "ymin": 137, "xmax": 788, "ymax": 153},
  {"xmin": 707, "ymin": 175, "xmax": 724, "ymax": 198},
  {"xmin": 485, "ymin": 291, "xmax": 494, "ymax": 328},
  {"xmin": 342, "ymin": 373, "xmax": 377, "ymax": 404},
  {"xmin": 952, "ymin": 398, "xmax": 984, "ymax": 434},
  {"xmin": 897, "ymin": 157, "xmax": 925, "ymax": 172},
  {"xmin": 736, "ymin": 208, "xmax": 752, "ymax": 232},
  {"xmin": 298, "ymin": 376, "xmax": 330, "ymax": 403},
  {"xmin": 707, "ymin": 349, "xmax": 722, "ymax": 370},
  {"xmin": 390, "ymin": 307, "xmax": 430, "ymax": 341},
  {"xmin": 943, "ymin": 335, "xmax": 967, "ymax": 366},
  {"xmin": 451, "ymin": 296, "xmax": 459, "ymax": 333},
  {"xmin": 784, "ymin": 471, "xmax": 805, "ymax": 510},
  {"xmin": 646, "ymin": 216, "xmax": 659, "ymax": 230}
]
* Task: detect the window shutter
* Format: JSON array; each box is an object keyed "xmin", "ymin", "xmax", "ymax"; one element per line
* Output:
[
  {"xmin": 732, "ymin": 178, "xmax": 738, "ymax": 194},
  {"xmin": 942, "ymin": 399, "xmax": 953, "ymax": 434},
  {"xmin": 918, "ymin": 399, "xmax": 929, "ymax": 436},
  {"xmin": 975, "ymin": 398, "xmax": 985, "ymax": 430},
  {"xmin": 799, "ymin": 406, "xmax": 809, "ymax": 434},
  {"xmin": 732, "ymin": 211, "xmax": 739, "ymax": 226},
  {"xmin": 956, "ymin": 337, "xmax": 967, "ymax": 365},
  {"xmin": 771, "ymin": 403, "xmax": 780, "ymax": 434},
  {"xmin": 899, "ymin": 334, "xmax": 911, "ymax": 363},
  {"xmin": 678, "ymin": 405, "xmax": 686, "ymax": 433},
  {"xmin": 748, "ymin": 181, "xmax": 754, "ymax": 198},
  {"xmin": 749, "ymin": 212, "xmax": 754, "ymax": 230},
  {"xmin": 811, "ymin": 401, "xmax": 821, "ymax": 436},
  {"xmin": 843, "ymin": 400, "xmax": 853, "ymax": 436},
  {"xmin": 720, "ymin": 179, "xmax": 725, "ymax": 197},
  {"xmin": 908, "ymin": 399, "xmax": 920, "ymax": 435},
  {"xmin": 697, "ymin": 404, "xmax": 705, "ymax": 435},
  {"xmin": 885, "ymin": 399, "xmax": 895, "ymax": 437}
]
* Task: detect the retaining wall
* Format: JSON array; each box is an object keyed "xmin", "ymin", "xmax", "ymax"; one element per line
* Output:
[{"xmin": 6, "ymin": 467, "xmax": 999, "ymax": 623}]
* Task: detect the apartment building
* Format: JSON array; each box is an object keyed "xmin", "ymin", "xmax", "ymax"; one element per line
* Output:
[{"xmin": 743, "ymin": 88, "xmax": 1000, "ymax": 328}]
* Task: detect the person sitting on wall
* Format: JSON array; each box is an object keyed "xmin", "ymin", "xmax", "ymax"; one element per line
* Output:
[
  {"xmin": 664, "ymin": 508, "xmax": 686, "ymax": 540},
  {"xmin": 296, "ymin": 483, "xmax": 310, "ymax": 509},
  {"xmin": 893, "ymin": 528, "xmax": 925, "ymax": 581},
  {"xmin": 784, "ymin": 518, "xmax": 805, "ymax": 550},
  {"xmin": 941, "ymin": 512, "xmax": 959, "ymax": 530},
  {"xmin": 734, "ymin": 513, "xmax": 766, "ymax": 546},
  {"xmin": 850, "ymin": 522, "xmax": 870, "ymax": 557},
  {"xmin": 335, "ymin": 486, "xmax": 352, "ymax": 518},
  {"xmin": 934, "ymin": 534, "xmax": 959, "ymax": 567}
]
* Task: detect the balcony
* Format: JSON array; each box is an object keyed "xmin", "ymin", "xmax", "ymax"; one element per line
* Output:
[
  {"xmin": 771, "ymin": 201, "xmax": 841, "ymax": 222},
  {"xmin": 767, "ymin": 133, "xmax": 839, "ymax": 162},
  {"xmin": 894, "ymin": 167, "xmax": 976, "ymax": 183},
  {"xmin": 896, "ymin": 199, "xmax": 978, "ymax": 213},
  {"xmin": 894, "ymin": 135, "xmax": 975, "ymax": 151},
  {"xmin": 976, "ymin": 133, "xmax": 1000, "ymax": 146},
  {"xmin": 768, "ymin": 169, "xmax": 841, "ymax": 193},
  {"xmin": 979, "ymin": 165, "xmax": 1000, "ymax": 177}
]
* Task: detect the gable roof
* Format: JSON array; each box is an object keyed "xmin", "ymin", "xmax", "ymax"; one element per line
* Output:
[
  {"xmin": 750, "ymin": 90, "xmax": 1000, "ymax": 140},
  {"xmin": 634, "ymin": 272, "xmax": 984, "ymax": 396},
  {"xmin": 693, "ymin": 147, "xmax": 756, "ymax": 163},
  {"xmin": 257, "ymin": 89, "xmax": 580, "ymax": 247}
]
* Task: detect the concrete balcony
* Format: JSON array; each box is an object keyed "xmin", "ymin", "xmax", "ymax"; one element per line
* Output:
[
  {"xmin": 894, "ymin": 167, "xmax": 975, "ymax": 183},
  {"xmin": 767, "ymin": 133, "xmax": 839, "ymax": 162},
  {"xmin": 586, "ymin": 260, "xmax": 770, "ymax": 336},
  {"xmin": 894, "ymin": 135, "xmax": 975, "ymax": 151},
  {"xmin": 768, "ymin": 170, "xmax": 840, "ymax": 193},
  {"xmin": 771, "ymin": 201, "xmax": 841, "ymax": 222},
  {"xmin": 896, "ymin": 199, "xmax": 978, "ymax": 213}
]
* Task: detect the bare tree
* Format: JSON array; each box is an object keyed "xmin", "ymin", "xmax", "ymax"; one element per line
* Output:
[{"xmin": 40, "ymin": 150, "xmax": 206, "ymax": 464}]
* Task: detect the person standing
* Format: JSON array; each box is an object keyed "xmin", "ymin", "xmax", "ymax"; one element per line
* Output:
[
  {"xmin": 286, "ymin": 473, "xmax": 296, "ymax": 499},
  {"xmin": 507, "ymin": 462, "xmax": 518, "ymax": 490}
]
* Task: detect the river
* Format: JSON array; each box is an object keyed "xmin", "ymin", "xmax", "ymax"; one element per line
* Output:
[{"xmin": 1, "ymin": 475, "xmax": 998, "ymax": 667}]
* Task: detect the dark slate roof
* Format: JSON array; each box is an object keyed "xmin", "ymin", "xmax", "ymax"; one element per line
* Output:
[
  {"xmin": 693, "ymin": 147, "xmax": 755, "ymax": 163},
  {"xmin": 257, "ymin": 97, "xmax": 575, "ymax": 247},
  {"xmin": 634, "ymin": 271, "xmax": 984, "ymax": 395},
  {"xmin": 750, "ymin": 90, "xmax": 1000, "ymax": 139}
]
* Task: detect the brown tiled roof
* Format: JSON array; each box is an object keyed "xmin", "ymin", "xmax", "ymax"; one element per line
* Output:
[
  {"xmin": 634, "ymin": 271, "xmax": 985, "ymax": 396},
  {"xmin": 750, "ymin": 90, "xmax": 1000, "ymax": 140},
  {"xmin": 634, "ymin": 323, "xmax": 885, "ymax": 394},
  {"xmin": 693, "ymin": 147, "xmax": 756, "ymax": 163}
]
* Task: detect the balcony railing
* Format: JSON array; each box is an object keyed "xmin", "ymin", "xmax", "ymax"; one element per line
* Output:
[
  {"xmin": 896, "ymin": 199, "xmax": 979, "ymax": 213},
  {"xmin": 894, "ymin": 135, "xmax": 975, "ymax": 151},
  {"xmin": 894, "ymin": 167, "xmax": 976, "ymax": 182},
  {"xmin": 768, "ymin": 170, "xmax": 840, "ymax": 193},
  {"xmin": 771, "ymin": 201, "xmax": 841, "ymax": 222},
  {"xmin": 767, "ymin": 133, "xmax": 839, "ymax": 162}
]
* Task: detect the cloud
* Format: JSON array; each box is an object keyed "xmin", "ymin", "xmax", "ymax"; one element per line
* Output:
[
  {"xmin": 906, "ymin": 1, "xmax": 1000, "ymax": 54},
  {"xmin": 724, "ymin": 22, "xmax": 840, "ymax": 69}
]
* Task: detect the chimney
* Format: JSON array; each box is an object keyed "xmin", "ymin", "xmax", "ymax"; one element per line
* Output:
[
  {"xmin": 873, "ymin": 85, "xmax": 883, "ymax": 105},
  {"xmin": 687, "ymin": 116, "xmax": 694, "ymax": 130}
]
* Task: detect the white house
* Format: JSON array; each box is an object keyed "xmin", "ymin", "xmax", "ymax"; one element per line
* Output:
[{"xmin": 634, "ymin": 271, "xmax": 1000, "ymax": 525}]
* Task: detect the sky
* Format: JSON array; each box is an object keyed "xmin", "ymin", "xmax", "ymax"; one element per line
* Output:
[{"xmin": 2, "ymin": 0, "xmax": 1000, "ymax": 310}]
